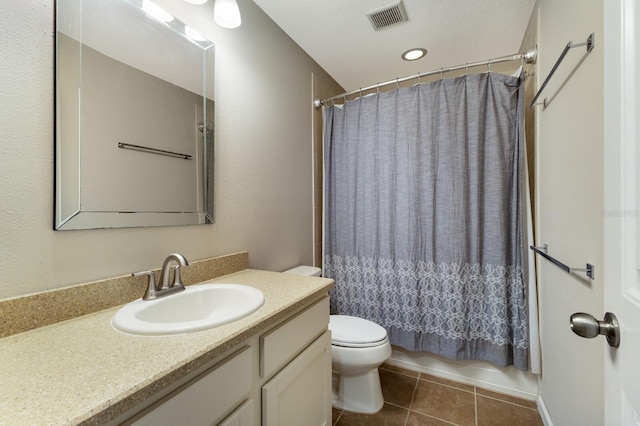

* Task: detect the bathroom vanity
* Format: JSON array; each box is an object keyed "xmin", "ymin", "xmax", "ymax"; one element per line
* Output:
[
  {"xmin": 0, "ymin": 269, "xmax": 333, "ymax": 425},
  {"xmin": 118, "ymin": 297, "xmax": 331, "ymax": 425}
]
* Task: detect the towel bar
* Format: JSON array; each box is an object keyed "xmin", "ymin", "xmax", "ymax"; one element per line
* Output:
[
  {"xmin": 117, "ymin": 142, "xmax": 192, "ymax": 160},
  {"xmin": 530, "ymin": 244, "xmax": 594, "ymax": 279},
  {"xmin": 530, "ymin": 33, "xmax": 595, "ymax": 108}
]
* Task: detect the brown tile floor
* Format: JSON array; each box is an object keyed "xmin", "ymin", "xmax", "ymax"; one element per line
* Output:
[{"xmin": 332, "ymin": 363, "xmax": 543, "ymax": 426}]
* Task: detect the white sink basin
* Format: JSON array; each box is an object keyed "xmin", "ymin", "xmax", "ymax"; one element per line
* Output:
[{"xmin": 112, "ymin": 283, "xmax": 265, "ymax": 336}]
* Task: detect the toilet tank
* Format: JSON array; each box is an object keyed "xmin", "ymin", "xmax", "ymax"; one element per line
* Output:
[{"xmin": 283, "ymin": 265, "xmax": 322, "ymax": 277}]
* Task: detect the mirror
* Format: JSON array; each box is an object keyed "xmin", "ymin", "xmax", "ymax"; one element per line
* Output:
[{"xmin": 55, "ymin": 0, "xmax": 215, "ymax": 230}]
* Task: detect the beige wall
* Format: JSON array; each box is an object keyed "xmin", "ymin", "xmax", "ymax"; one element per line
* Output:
[
  {"xmin": 0, "ymin": 0, "xmax": 341, "ymax": 299},
  {"xmin": 534, "ymin": 0, "xmax": 604, "ymax": 424}
]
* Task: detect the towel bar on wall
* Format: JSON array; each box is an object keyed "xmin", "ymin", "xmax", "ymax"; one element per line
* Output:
[
  {"xmin": 530, "ymin": 244, "xmax": 594, "ymax": 279},
  {"xmin": 530, "ymin": 33, "xmax": 595, "ymax": 109}
]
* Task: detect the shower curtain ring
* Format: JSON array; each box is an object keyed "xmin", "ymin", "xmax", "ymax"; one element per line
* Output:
[
  {"xmin": 396, "ymin": 78, "xmax": 400, "ymax": 89},
  {"xmin": 417, "ymin": 72, "xmax": 421, "ymax": 83},
  {"xmin": 487, "ymin": 60, "xmax": 492, "ymax": 71},
  {"xmin": 359, "ymin": 88, "xmax": 363, "ymax": 98},
  {"xmin": 376, "ymin": 83, "xmax": 380, "ymax": 94},
  {"xmin": 465, "ymin": 63, "xmax": 469, "ymax": 75},
  {"xmin": 440, "ymin": 68, "xmax": 444, "ymax": 79}
]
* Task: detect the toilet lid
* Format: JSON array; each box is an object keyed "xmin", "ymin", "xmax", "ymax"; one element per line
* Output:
[{"xmin": 329, "ymin": 315, "xmax": 388, "ymax": 347}]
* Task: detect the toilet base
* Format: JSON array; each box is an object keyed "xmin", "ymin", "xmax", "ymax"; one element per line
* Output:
[{"xmin": 331, "ymin": 368, "xmax": 384, "ymax": 414}]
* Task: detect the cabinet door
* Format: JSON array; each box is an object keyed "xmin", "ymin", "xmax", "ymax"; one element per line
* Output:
[
  {"xmin": 218, "ymin": 399, "xmax": 254, "ymax": 426},
  {"xmin": 262, "ymin": 331, "xmax": 331, "ymax": 426}
]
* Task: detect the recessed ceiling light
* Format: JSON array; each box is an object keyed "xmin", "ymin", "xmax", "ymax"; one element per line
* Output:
[
  {"xmin": 402, "ymin": 48, "xmax": 427, "ymax": 61},
  {"xmin": 184, "ymin": 0, "xmax": 208, "ymax": 4}
]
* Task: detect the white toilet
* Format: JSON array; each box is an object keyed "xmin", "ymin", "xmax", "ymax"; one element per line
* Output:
[{"xmin": 284, "ymin": 266, "xmax": 392, "ymax": 414}]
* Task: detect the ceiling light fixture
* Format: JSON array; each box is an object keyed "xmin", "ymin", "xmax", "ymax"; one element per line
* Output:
[
  {"xmin": 402, "ymin": 48, "xmax": 427, "ymax": 61},
  {"xmin": 214, "ymin": 0, "xmax": 242, "ymax": 28},
  {"xmin": 183, "ymin": 0, "xmax": 208, "ymax": 4}
]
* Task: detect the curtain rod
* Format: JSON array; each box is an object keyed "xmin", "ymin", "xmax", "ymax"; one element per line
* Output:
[{"xmin": 314, "ymin": 48, "xmax": 537, "ymax": 108}]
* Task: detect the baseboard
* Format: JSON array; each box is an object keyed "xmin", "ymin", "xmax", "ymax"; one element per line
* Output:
[{"xmin": 537, "ymin": 395, "xmax": 554, "ymax": 426}]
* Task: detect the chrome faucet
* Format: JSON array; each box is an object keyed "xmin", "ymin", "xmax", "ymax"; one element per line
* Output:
[{"xmin": 132, "ymin": 253, "xmax": 189, "ymax": 300}]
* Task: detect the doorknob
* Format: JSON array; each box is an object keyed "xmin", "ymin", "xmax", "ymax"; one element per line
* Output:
[{"xmin": 570, "ymin": 312, "xmax": 620, "ymax": 347}]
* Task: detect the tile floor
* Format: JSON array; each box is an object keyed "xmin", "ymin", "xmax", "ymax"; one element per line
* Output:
[{"xmin": 332, "ymin": 364, "xmax": 543, "ymax": 426}]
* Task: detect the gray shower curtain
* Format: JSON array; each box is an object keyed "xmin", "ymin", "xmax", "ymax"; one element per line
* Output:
[{"xmin": 323, "ymin": 72, "xmax": 529, "ymax": 370}]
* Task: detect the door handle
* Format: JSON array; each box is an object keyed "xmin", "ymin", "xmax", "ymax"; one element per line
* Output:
[{"xmin": 570, "ymin": 312, "xmax": 620, "ymax": 347}]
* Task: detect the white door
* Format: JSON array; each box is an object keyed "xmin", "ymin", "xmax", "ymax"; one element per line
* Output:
[{"xmin": 603, "ymin": 0, "xmax": 640, "ymax": 424}]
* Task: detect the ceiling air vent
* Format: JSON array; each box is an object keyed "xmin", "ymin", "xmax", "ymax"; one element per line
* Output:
[{"xmin": 367, "ymin": 1, "xmax": 408, "ymax": 31}]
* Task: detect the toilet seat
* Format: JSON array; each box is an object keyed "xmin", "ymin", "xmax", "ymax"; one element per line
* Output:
[{"xmin": 329, "ymin": 315, "xmax": 388, "ymax": 348}]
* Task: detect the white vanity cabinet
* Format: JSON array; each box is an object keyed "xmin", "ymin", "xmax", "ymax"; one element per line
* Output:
[
  {"xmin": 119, "ymin": 296, "xmax": 331, "ymax": 426},
  {"xmin": 262, "ymin": 331, "xmax": 331, "ymax": 425},
  {"xmin": 260, "ymin": 297, "xmax": 332, "ymax": 426}
]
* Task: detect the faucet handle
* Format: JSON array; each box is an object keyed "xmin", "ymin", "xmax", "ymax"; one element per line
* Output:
[{"xmin": 132, "ymin": 270, "xmax": 158, "ymax": 300}]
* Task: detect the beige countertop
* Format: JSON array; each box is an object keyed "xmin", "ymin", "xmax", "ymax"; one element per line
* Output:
[{"xmin": 0, "ymin": 269, "xmax": 334, "ymax": 425}]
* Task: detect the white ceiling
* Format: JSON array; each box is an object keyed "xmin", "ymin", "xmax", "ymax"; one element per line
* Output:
[{"xmin": 252, "ymin": 0, "xmax": 536, "ymax": 92}]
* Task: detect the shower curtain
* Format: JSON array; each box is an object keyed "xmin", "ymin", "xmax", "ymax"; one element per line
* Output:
[{"xmin": 323, "ymin": 72, "xmax": 531, "ymax": 370}]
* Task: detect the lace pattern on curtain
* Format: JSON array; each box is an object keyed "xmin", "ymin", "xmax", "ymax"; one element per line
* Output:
[{"xmin": 326, "ymin": 255, "xmax": 528, "ymax": 350}]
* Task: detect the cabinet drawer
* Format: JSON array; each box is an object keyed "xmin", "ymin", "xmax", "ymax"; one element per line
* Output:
[
  {"xmin": 260, "ymin": 297, "xmax": 329, "ymax": 378},
  {"xmin": 128, "ymin": 346, "xmax": 253, "ymax": 426}
]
